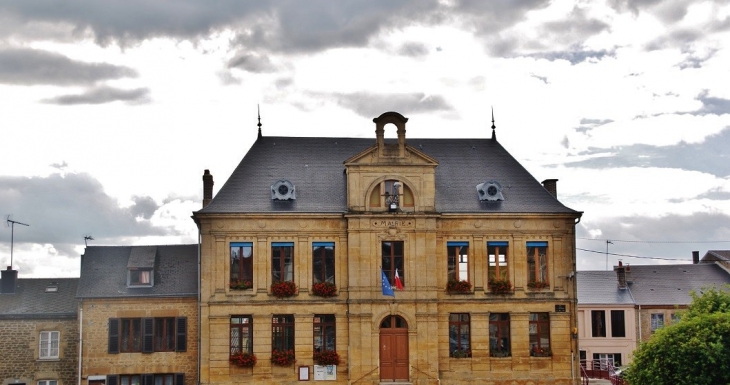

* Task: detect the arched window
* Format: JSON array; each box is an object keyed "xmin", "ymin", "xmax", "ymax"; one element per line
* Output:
[{"xmin": 369, "ymin": 179, "xmax": 414, "ymax": 209}]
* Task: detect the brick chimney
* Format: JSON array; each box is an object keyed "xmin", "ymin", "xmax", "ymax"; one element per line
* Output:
[
  {"xmin": 1, "ymin": 266, "xmax": 18, "ymax": 294},
  {"xmin": 692, "ymin": 251, "xmax": 699, "ymax": 264},
  {"xmin": 542, "ymin": 179, "xmax": 558, "ymax": 199},
  {"xmin": 203, "ymin": 169, "xmax": 214, "ymax": 208},
  {"xmin": 614, "ymin": 261, "xmax": 627, "ymax": 289}
]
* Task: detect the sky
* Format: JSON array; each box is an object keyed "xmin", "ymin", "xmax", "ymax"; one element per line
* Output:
[{"xmin": 1, "ymin": 0, "xmax": 729, "ymax": 278}]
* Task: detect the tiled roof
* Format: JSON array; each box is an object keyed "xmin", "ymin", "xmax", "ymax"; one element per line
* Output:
[
  {"xmin": 702, "ymin": 250, "xmax": 730, "ymax": 262},
  {"xmin": 627, "ymin": 263, "xmax": 730, "ymax": 306},
  {"xmin": 577, "ymin": 271, "xmax": 634, "ymax": 305},
  {"xmin": 197, "ymin": 136, "xmax": 580, "ymax": 215},
  {"xmin": 0, "ymin": 278, "xmax": 78, "ymax": 319},
  {"xmin": 77, "ymin": 244, "xmax": 198, "ymax": 299}
]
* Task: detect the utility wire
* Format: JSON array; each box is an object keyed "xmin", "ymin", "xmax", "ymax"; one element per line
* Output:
[
  {"xmin": 578, "ymin": 237, "xmax": 730, "ymax": 244},
  {"xmin": 577, "ymin": 248, "xmax": 691, "ymax": 262}
]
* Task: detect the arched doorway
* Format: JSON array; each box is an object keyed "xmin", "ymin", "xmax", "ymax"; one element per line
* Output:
[{"xmin": 379, "ymin": 315, "xmax": 409, "ymax": 381}]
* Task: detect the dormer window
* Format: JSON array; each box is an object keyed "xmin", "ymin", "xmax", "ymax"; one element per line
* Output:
[
  {"xmin": 128, "ymin": 269, "xmax": 153, "ymax": 287},
  {"xmin": 127, "ymin": 246, "xmax": 157, "ymax": 288},
  {"xmin": 369, "ymin": 179, "xmax": 414, "ymax": 210}
]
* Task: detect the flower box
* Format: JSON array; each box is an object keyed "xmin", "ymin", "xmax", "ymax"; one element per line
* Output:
[
  {"xmin": 230, "ymin": 352, "xmax": 257, "ymax": 367},
  {"xmin": 271, "ymin": 281, "xmax": 297, "ymax": 298},
  {"xmin": 229, "ymin": 279, "xmax": 252, "ymax": 290},
  {"xmin": 527, "ymin": 280, "xmax": 550, "ymax": 290},
  {"xmin": 489, "ymin": 279, "xmax": 512, "ymax": 294},
  {"xmin": 531, "ymin": 347, "xmax": 551, "ymax": 357},
  {"xmin": 490, "ymin": 351, "xmax": 511, "ymax": 358},
  {"xmin": 446, "ymin": 280, "xmax": 472, "ymax": 294},
  {"xmin": 451, "ymin": 349, "xmax": 472, "ymax": 358},
  {"xmin": 314, "ymin": 350, "xmax": 341, "ymax": 366},
  {"xmin": 311, "ymin": 281, "xmax": 337, "ymax": 297},
  {"xmin": 271, "ymin": 349, "xmax": 296, "ymax": 366}
]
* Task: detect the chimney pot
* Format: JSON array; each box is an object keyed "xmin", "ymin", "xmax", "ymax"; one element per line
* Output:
[
  {"xmin": 692, "ymin": 251, "xmax": 699, "ymax": 264},
  {"xmin": 542, "ymin": 179, "xmax": 558, "ymax": 198},
  {"xmin": 202, "ymin": 169, "xmax": 214, "ymax": 208},
  {"xmin": 1, "ymin": 267, "xmax": 18, "ymax": 294}
]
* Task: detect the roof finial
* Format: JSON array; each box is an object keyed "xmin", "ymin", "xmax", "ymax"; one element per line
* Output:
[
  {"xmin": 491, "ymin": 106, "xmax": 497, "ymax": 141},
  {"xmin": 257, "ymin": 104, "xmax": 262, "ymax": 139}
]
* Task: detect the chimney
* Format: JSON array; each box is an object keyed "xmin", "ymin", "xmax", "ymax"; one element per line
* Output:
[
  {"xmin": 202, "ymin": 169, "xmax": 214, "ymax": 208},
  {"xmin": 614, "ymin": 260, "xmax": 626, "ymax": 289},
  {"xmin": 692, "ymin": 251, "xmax": 699, "ymax": 264},
  {"xmin": 1, "ymin": 266, "xmax": 18, "ymax": 294},
  {"xmin": 542, "ymin": 179, "xmax": 558, "ymax": 199}
]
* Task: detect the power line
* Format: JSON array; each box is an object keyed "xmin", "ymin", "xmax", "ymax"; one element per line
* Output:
[
  {"xmin": 578, "ymin": 237, "xmax": 730, "ymax": 244},
  {"xmin": 577, "ymin": 248, "xmax": 691, "ymax": 262}
]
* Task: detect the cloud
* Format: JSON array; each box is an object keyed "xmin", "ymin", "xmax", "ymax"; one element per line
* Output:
[
  {"xmin": 0, "ymin": 47, "xmax": 137, "ymax": 85},
  {"xmin": 564, "ymin": 127, "xmax": 730, "ymax": 178},
  {"xmin": 42, "ymin": 86, "xmax": 150, "ymax": 105},
  {"xmin": 227, "ymin": 52, "xmax": 278, "ymax": 73},
  {"xmin": 695, "ymin": 91, "xmax": 730, "ymax": 116},
  {"xmin": 397, "ymin": 42, "xmax": 429, "ymax": 57},
  {"xmin": 325, "ymin": 92, "xmax": 453, "ymax": 118}
]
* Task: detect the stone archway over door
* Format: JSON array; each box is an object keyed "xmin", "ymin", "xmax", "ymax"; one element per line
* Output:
[{"xmin": 379, "ymin": 315, "xmax": 409, "ymax": 381}]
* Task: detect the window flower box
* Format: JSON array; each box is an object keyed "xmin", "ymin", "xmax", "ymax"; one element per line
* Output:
[
  {"xmin": 314, "ymin": 350, "xmax": 341, "ymax": 366},
  {"xmin": 491, "ymin": 350, "xmax": 511, "ymax": 358},
  {"xmin": 531, "ymin": 347, "xmax": 551, "ymax": 357},
  {"xmin": 230, "ymin": 352, "xmax": 257, "ymax": 367},
  {"xmin": 489, "ymin": 279, "xmax": 513, "ymax": 294},
  {"xmin": 446, "ymin": 280, "xmax": 472, "ymax": 294},
  {"xmin": 527, "ymin": 280, "xmax": 550, "ymax": 290},
  {"xmin": 271, "ymin": 349, "xmax": 296, "ymax": 366},
  {"xmin": 229, "ymin": 279, "xmax": 253, "ymax": 290},
  {"xmin": 311, "ymin": 281, "xmax": 337, "ymax": 297},
  {"xmin": 451, "ymin": 349, "xmax": 472, "ymax": 358},
  {"xmin": 271, "ymin": 281, "xmax": 297, "ymax": 298}
]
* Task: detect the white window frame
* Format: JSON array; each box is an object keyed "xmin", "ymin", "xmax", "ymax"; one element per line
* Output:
[
  {"xmin": 650, "ymin": 313, "xmax": 664, "ymax": 332},
  {"xmin": 38, "ymin": 380, "xmax": 58, "ymax": 385},
  {"xmin": 39, "ymin": 331, "xmax": 60, "ymax": 359}
]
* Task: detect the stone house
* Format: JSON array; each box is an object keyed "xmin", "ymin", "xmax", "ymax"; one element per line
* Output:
[
  {"xmin": 76, "ymin": 245, "xmax": 198, "ymax": 385},
  {"xmin": 193, "ymin": 111, "xmax": 583, "ymax": 384},
  {"xmin": 0, "ymin": 268, "xmax": 79, "ymax": 385}
]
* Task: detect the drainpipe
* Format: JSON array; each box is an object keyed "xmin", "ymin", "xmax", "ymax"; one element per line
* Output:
[
  {"xmin": 78, "ymin": 305, "xmax": 83, "ymax": 385},
  {"xmin": 197, "ymin": 226, "xmax": 202, "ymax": 385}
]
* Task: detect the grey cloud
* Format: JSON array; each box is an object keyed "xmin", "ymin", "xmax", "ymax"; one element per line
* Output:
[
  {"xmin": 275, "ymin": 77, "xmax": 293, "ymax": 89},
  {"xmin": 0, "ymin": 173, "xmax": 169, "ymax": 247},
  {"xmin": 50, "ymin": 161, "xmax": 68, "ymax": 170},
  {"xmin": 0, "ymin": 47, "xmax": 137, "ymax": 85},
  {"xmin": 397, "ymin": 42, "xmax": 429, "ymax": 57},
  {"xmin": 130, "ymin": 196, "xmax": 159, "ymax": 220},
  {"xmin": 325, "ymin": 92, "xmax": 453, "ymax": 118},
  {"xmin": 695, "ymin": 91, "xmax": 730, "ymax": 116},
  {"xmin": 574, "ymin": 118, "xmax": 614, "ymax": 133},
  {"xmin": 532, "ymin": 48, "xmax": 613, "ymax": 64},
  {"xmin": 42, "ymin": 86, "xmax": 150, "ymax": 105},
  {"xmin": 227, "ymin": 52, "xmax": 278, "ymax": 73},
  {"xmin": 564, "ymin": 127, "xmax": 730, "ymax": 178}
]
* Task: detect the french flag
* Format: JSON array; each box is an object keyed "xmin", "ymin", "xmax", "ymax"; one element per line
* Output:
[{"xmin": 395, "ymin": 269, "xmax": 404, "ymax": 290}]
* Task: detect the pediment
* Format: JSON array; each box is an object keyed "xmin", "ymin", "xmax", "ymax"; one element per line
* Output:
[{"xmin": 344, "ymin": 144, "xmax": 439, "ymax": 167}]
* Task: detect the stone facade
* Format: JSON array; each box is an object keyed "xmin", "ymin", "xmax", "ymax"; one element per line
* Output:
[
  {"xmin": 0, "ymin": 318, "xmax": 78, "ymax": 385},
  {"xmin": 79, "ymin": 297, "xmax": 197, "ymax": 385},
  {"xmin": 195, "ymin": 112, "xmax": 582, "ymax": 384}
]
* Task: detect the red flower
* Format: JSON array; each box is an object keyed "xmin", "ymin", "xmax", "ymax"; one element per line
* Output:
[
  {"xmin": 313, "ymin": 350, "xmax": 341, "ymax": 366},
  {"xmin": 446, "ymin": 280, "xmax": 471, "ymax": 293},
  {"xmin": 230, "ymin": 352, "xmax": 257, "ymax": 367},
  {"xmin": 312, "ymin": 282, "xmax": 338, "ymax": 297},
  {"xmin": 271, "ymin": 349, "xmax": 296, "ymax": 366},
  {"xmin": 271, "ymin": 281, "xmax": 297, "ymax": 298}
]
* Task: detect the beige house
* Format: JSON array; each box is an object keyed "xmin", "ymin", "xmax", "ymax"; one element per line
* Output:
[
  {"xmin": 76, "ymin": 245, "xmax": 198, "ymax": 385},
  {"xmin": 194, "ymin": 111, "xmax": 583, "ymax": 384}
]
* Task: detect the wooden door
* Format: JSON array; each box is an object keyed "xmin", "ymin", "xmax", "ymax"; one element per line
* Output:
[{"xmin": 380, "ymin": 315, "xmax": 409, "ymax": 381}]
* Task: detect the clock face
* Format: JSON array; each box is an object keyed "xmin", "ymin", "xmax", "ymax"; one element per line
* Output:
[
  {"xmin": 487, "ymin": 185, "xmax": 498, "ymax": 196},
  {"xmin": 278, "ymin": 184, "xmax": 289, "ymax": 195}
]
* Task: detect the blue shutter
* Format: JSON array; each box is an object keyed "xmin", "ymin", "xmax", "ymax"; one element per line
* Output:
[
  {"xmin": 526, "ymin": 241, "xmax": 548, "ymax": 247},
  {"xmin": 488, "ymin": 241, "xmax": 508, "ymax": 247},
  {"xmin": 447, "ymin": 242, "xmax": 469, "ymax": 247}
]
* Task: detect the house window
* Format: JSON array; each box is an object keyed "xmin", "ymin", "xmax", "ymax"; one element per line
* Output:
[
  {"xmin": 109, "ymin": 317, "xmax": 187, "ymax": 354},
  {"xmin": 593, "ymin": 353, "xmax": 622, "ymax": 369},
  {"xmin": 489, "ymin": 313, "xmax": 510, "ymax": 357},
  {"xmin": 449, "ymin": 313, "xmax": 471, "ymax": 358},
  {"xmin": 109, "ymin": 374, "xmax": 183, "ymax": 385},
  {"xmin": 38, "ymin": 381, "xmax": 58, "ymax": 385},
  {"xmin": 382, "ymin": 241, "xmax": 404, "ymax": 287},
  {"xmin": 230, "ymin": 242, "xmax": 253, "ymax": 288},
  {"xmin": 447, "ymin": 242, "xmax": 469, "ymax": 283},
  {"xmin": 591, "ymin": 310, "xmax": 606, "ymax": 337},
  {"xmin": 153, "ymin": 375, "xmax": 174, "ymax": 385},
  {"xmin": 488, "ymin": 242, "xmax": 509, "ymax": 282},
  {"xmin": 230, "ymin": 315, "xmax": 252, "ymax": 356},
  {"xmin": 120, "ymin": 376, "xmax": 141, "ymax": 385},
  {"xmin": 526, "ymin": 242, "xmax": 548, "ymax": 284},
  {"xmin": 313, "ymin": 314, "xmax": 336, "ymax": 353},
  {"xmin": 369, "ymin": 179, "xmax": 414, "ymax": 208},
  {"xmin": 272, "ymin": 315, "xmax": 295, "ymax": 355},
  {"xmin": 650, "ymin": 313, "xmax": 664, "ymax": 332},
  {"xmin": 529, "ymin": 312, "xmax": 550, "ymax": 355},
  {"xmin": 611, "ymin": 310, "xmax": 626, "ymax": 337},
  {"xmin": 154, "ymin": 318, "xmax": 175, "ymax": 352},
  {"xmin": 39, "ymin": 331, "xmax": 60, "ymax": 359},
  {"xmin": 128, "ymin": 269, "xmax": 153, "ymax": 287},
  {"xmin": 670, "ymin": 313, "xmax": 681, "ymax": 324},
  {"xmin": 313, "ymin": 243, "xmax": 335, "ymax": 284},
  {"xmin": 271, "ymin": 243, "xmax": 294, "ymax": 282}
]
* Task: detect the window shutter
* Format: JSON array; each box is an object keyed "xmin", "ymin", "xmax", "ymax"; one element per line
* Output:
[
  {"xmin": 142, "ymin": 318, "xmax": 154, "ymax": 353},
  {"xmin": 142, "ymin": 374, "xmax": 154, "ymax": 385},
  {"xmin": 108, "ymin": 319, "xmax": 120, "ymax": 354},
  {"xmin": 176, "ymin": 317, "xmax": 187, "ymax": 352},
  {"xmin": 106, "ymin": 375, "xmax": 118, "ymax": 385},
  {"xmin": 174, "ymin": 373, "xmax": 185, "ymax": 385}
]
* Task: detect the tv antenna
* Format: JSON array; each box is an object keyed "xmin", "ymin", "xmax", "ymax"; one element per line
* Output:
[
  {"xmin": 84, "ymin": 235, "xmax": 94, "ymax": 247},
  {"xmin": 6, "ymin": 215, "xmax": 30, "ymax": 269}
]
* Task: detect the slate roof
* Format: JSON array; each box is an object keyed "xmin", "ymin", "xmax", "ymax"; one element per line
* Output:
[
  {"xmin": 578, "ymin": 263, "xmax": 730, "ymax": 307},
  {"xmin": 702, "ymin": 250, "xmax": 730, "ymax": 262},
  {"xmin": 197, "ymin": 136, "xmax": 580, "ymax": 215},
  {"xmin": 0, "ymin": 278, "xmax": 78, "ymax": 319},
  {"xmin": 577, "ymin": 271, "xmax": 634, "ymax": 305},
  {"xmin": 77, "ymin": 244, "xmax": 198, "ymax": 299}
]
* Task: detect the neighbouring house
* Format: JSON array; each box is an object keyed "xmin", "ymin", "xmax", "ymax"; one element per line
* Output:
[
  {"xmin": 76, "ymin": 245, "xmax": 198, "ymax": 385},
  {"xmin": 0, "ymin": 267, "xmax": 79, "ymax": 385},
  {"xmin": 701, "ymin": 250, "xmax": 730, "ymax": 271},
  {"xmin": 193, "ymin": 111, "xmax": 583, "ymax": 385}
]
